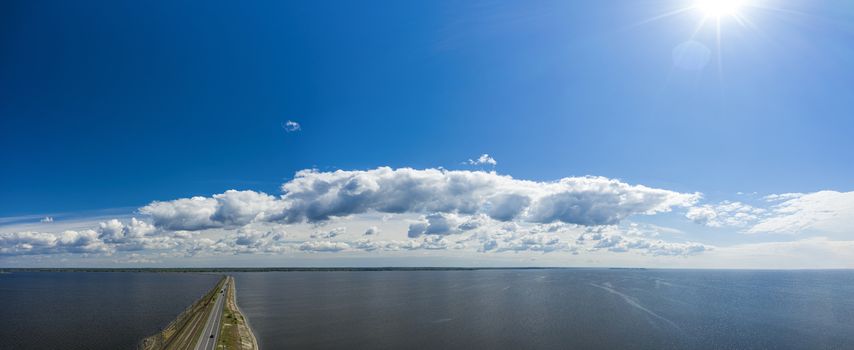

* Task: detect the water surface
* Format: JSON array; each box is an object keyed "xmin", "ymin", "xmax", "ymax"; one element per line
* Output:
[
  {"xmin": 234, "ymin": 269, "xmax": 854, "ymax": 349},
  {"xmin": 0, "ymin": 272, "xmax": 221, "ymax": 350}
]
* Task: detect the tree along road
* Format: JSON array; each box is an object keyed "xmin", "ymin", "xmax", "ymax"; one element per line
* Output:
[{"xmin": 194, "ymin": 281, "xmax": 227, "ymax": 350}]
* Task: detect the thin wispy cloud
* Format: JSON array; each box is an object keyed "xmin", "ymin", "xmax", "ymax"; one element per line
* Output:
[{"xmin": 282, "ymin": 120, "xmax": 301, "ymax": 132}]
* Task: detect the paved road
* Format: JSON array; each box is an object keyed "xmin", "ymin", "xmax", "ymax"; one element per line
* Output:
[{"xmin": 194, "ymin": 282, "xmax": 227, "ymax": 350}]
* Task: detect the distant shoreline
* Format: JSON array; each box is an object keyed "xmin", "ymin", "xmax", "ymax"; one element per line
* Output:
[
  {"xmin": 0, "ymin": 267, "xmax": 582, "ymax": 273},
  {"xmin": 3, "ymin": 267, "xmax": 853, "ymax": 273}
]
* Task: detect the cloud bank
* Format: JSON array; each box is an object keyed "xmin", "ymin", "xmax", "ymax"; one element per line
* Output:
[
  {"xmin": 6, "ymin": 167, "xmax": 851, "ymax": 266},
  {"xmin": 141, "ymin": 167, "xmax": 698, "ymax": 231}
]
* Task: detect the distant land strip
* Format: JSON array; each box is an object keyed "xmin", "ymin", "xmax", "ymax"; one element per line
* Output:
[{"xmin": 0, "ymin": 267, "xmax": 630, "ymax": 273}]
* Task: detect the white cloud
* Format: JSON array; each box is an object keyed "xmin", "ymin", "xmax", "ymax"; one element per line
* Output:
[
  {"xmin": 96, "ymin": 218, "xmax": 179, "ymax": 252},
  {"xmin": 351, "ymin": 238, "xmax": 382, "ymax": 251},
  {"xmin": 134, "ymin": 168, "xmax": 697, "ymax": 232},
  {"xmin": 1, "ymin": 217, "xmax": 184, "ymax": 256},
  {"xmin": 627, "ymin": 239, "xmax": 708, "ymax": 256},
  {"xmin": 486, "ymin": 193, "xmax": 530, "ymax": 221},
  {"xmin": 98, "ymin": 218, "xmax": 156, "ymax": 243},
  {"xmin": 279, "ymin": 167, "xmax": 699, "ymax": 226},
  {"xmin": 417, "ymin": 235, "xmax": 450, "ymax": 250},
  {"xmin": 0, "ymin": 230, "xmax": 107, "ymax": 256},
  {"xmin": 748, "ymin": 191, "xmax": 854, "ymax": 234},
  {"xmin": 140, "ymin": 190, "xmax": 285, "ymax": 231},
  {"xmin": 494, "ymin": 234, "xmax": 570, "ymax": 253},
  {"xmin": 685, "ymin": 206, "xmax": 717, "ymax": 226},
  {"xmin": 686, "ymin": 201, "xmax": 765, "ymax": 228},
  {"xmin": 0, "ymin": 168, "xmax": 712, "ymax": 261},
  {"xmin": 282, "ymin": 120, "xmax": 301, "ymax": 132},
  {"xmin": 589, "ymin": 232, "xmax": 707, "ymax": 256},
  {"xmin": 311, "ymin": 227, "xmax": 346, "ymax": 239},
  {"xmin": 685, "ymin": 191, "xmax": 854, "ymax": 237},
  {"xmin": 140, "ymin": 196, "xmax": 218, "ymax": 231},
  {"xmin": 235, "ymin": 227, "xmax": 286, "ymax": 248},
  {"xmin": 299, "ymin": 240, "xmax": 350, "ymax": 252},
  {"xmin": 572, "ymin": 224, "xmax": 707, "ymax": 256},
  {"xmin": 407, "ymin": 213, "xmax": 462, "ymax": 238},
  {"xmin": 184, "ymin": 238, "xmax": 218, "ymax": 257},
  {"xmin": 40, "ymin": 216, "xmax": 54, "ymax": 223},
  {"xmin": 467, "ymin": 154, "xmax": 497, "ymax": 166},
  {"xmin": 353, "ymin": 236, "xmax": 453, "ymax": 251},
  {"xmin": 0, "ymin": 215, "xmax": 710, "ymax": 260},
  {"xmin": 763, "ymin": 193, "xmax": 805, "ymax": 202}
]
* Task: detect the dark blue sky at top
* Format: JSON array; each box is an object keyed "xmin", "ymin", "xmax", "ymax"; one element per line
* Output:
[{"xmin": 1, "ymin": 0, "xmax": 853, "ymax": 216}]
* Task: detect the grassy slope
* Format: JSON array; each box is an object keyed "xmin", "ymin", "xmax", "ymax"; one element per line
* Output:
[{"xmin": 217, "ymin": 276, "xmax": 259, "ymax": 350}]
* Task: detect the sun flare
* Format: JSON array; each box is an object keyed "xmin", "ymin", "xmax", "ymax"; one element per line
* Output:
[{"xmin": 695, "ymin": 0, "xmax": 745, "ymax": 18}]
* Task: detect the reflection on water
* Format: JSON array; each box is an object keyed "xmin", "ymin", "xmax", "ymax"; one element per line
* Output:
[
  {"xmin": 235, "ymin": 269, "xmax": 854, "ymax": 350},
  {"xmin": 0, "ymin": 272, "xmax": 220, "ymax": 350}
]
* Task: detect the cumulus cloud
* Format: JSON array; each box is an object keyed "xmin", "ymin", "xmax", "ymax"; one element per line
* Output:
[
  {"xmin": 686, "ymin": 201, "xmax": 765, "ymax": 227},
  {"xmin": 0, "ymin": 230, "xmax": 107, "ymax": 256},
  {"xmin": 0, "ymin": 216, "xmax": 709, "ymax": 259},
  {"xmin": 98, "ymin": 218, "xmax": 156, "ymax": 243},
  {"xmin": 467, "ymin": 154, "xmax": 497, "ymax": 166},
  {"xmin": 135, "ymin": 168, "xmax": 697, "ymax": 232},
  {"xmin": 494, "ymin": 234, "xmax": 569, "ymax": 253},
  {"xmin": 140, "ymin": 190, "xmax": 285, "ymax": 231},
  {"xmin": 139, "ymin": 196, "xmax": 218, "ymax": 231},
  {"xmin": 96, "ymin": 218, "xmax": 181, "ymax": 252},
  {"xmin": 0, "ymin": 167, "xmax": 710, "ymax": 260},
  {"xmin": 589, "ymin": 233, "xmax": 707, "ymax": 256},
  {"xmin": 407, "ymin": 213, "xmax": 461, "ymax": 238},
  {"xmin": 1, "ymin": 217, "xmax": 184, "ymax": 256},
  {"xmin": 486, "ymin": 194, "xmax": 530, "ymax": 221},
  {"xmin": 282, "ymin": 120, "xmax": 301, "ymax": 132},
  {"xmin": 235, "ymin": 227, "xmax": 285, "ymax": 248},
  {"xmin": 748, "ymin": 191, "xmax": 854, "ymax": 234},
  {"xmin": 351, "ymin": 238, "xmax": 381, "ymax": 251},
  {"xmin": 417, "ymin": 235, "xmax": 450, "ymax": 250},
  {"xmin": 278, "ymin": 167, "xmax": 699, "ymax": 226},
  {"xmin": 406, "ymin": 222, "xmax": 428, "ymax": 238}
]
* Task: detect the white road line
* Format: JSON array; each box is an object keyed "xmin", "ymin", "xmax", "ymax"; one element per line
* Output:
[{"xmin": 195, "ymin": 281, "xmax": 227, "ymax": 350}]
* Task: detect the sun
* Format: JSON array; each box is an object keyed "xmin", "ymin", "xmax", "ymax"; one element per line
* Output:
[
  {"xmin": 695, "ymin": 0, "xmax": 745, "ymax": 18},
  {"xmin": 633, "ymin": 0, "xmax": 767, "ymax": 75}
]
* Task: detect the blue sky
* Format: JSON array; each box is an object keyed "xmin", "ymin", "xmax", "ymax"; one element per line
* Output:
[{"xmin": 2, "ymin": 0, "xmax": 854, "ymax": 267}]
